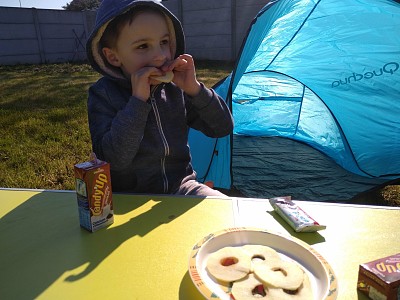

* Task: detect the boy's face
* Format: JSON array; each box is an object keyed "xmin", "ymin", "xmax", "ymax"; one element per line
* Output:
[{"xmin": 104, "ymin": 11, "xmax": 172, "ymax": 81}]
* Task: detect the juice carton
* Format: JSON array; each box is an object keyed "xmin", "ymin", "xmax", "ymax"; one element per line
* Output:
[
  {"xmin": 74, "ymin": 154, "xmax": 114, "ymax": 232},
  {"xmin": 357, "ymin": 253, "xmax": 400, "ymax": 300}
]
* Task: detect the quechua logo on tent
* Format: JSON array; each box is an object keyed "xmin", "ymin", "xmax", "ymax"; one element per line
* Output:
[{"xmin": 331, "ymin": 61, "xmax": 399, "ymax": 88}]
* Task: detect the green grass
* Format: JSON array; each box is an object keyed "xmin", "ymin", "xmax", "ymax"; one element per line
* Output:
[
  {"xmin": 0, "ymin": 62, "xmax": 399, "ymax": 206},
  {"xmin": 0, "ymin": 64, "xmax": 98, "ymax": 189}
]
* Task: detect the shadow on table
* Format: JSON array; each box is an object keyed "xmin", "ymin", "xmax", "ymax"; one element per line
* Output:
[
  {"xmin": 179, "ymin": 271, "xmax": 205, "ymax": 300},
  {"xmin": 0, "ymin": 191, "xmax": 202, "ymax": 299},
  {"xmin": 267, "ymin": 210, "xmax": 326, "ymax": 245}
]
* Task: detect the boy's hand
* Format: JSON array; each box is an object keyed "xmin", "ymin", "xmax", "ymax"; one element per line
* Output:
[
  {"xmin": 162, "ymin": 54, "xmax": 201, "ymax": 97},
  {"xmin": 130, "ymin": 67, "xmax": 163, "ymax": 101}
]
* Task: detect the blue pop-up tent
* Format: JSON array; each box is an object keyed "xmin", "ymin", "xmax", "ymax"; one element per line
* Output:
[{"xmin": 189, "ymin": 0, "xmax": 400, "ymax": 201}]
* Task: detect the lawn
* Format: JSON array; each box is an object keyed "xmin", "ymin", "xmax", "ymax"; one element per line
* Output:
[{"xmin": 0, "ymin": 62, "xmax": 399, "ymax": 206}]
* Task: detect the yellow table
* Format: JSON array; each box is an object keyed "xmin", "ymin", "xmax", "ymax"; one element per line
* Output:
[{"xmin": 0, "ymin": 189, "xmax": 399, "ymax": 300}]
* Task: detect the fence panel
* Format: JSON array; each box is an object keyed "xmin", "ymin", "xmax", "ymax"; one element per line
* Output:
[
  {"xmin": 179, "ymin": 0, "xmax": 233, "ymax": 61},
  {"xmin": 0, "ymin": 7, "xmax": 95, "ymax": 65},
  {"xmin": 234, "ymin": 1, "xmax": 268, "ymax": 59},
  {"xmin": 0, "ymin": 1, "xmax": 269, "ymax": 65}
]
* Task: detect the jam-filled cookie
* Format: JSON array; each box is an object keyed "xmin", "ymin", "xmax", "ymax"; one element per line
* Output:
[{"xmin": 206, "ymin": 246, "xmax": 251, "ymax": 282}]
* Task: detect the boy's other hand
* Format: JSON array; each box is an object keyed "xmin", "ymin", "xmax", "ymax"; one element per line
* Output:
[
  {"xmin": 130, "ymin": 67, "xmax": 163, "ymax": 101},
  {"xmin": 163, "ymin": 54, "xmax": 201, "ymax": 97}
]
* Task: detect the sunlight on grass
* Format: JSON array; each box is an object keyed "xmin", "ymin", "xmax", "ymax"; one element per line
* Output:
[{"xmin": 0, "ymin": 64, "xmax": 99, "ymax": 189}]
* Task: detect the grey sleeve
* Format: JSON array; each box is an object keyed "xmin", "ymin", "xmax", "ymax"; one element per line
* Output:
[{"xmin": 186, "ymin": 84, "xmax": 234, "ymax": 138}]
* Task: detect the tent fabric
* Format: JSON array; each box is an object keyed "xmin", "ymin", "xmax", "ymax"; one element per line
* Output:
[
  {"xmin": 232, "ymin": 135, "xmax": 389, "ymax": 201},
  {"xmin": 188, "ymin": 0, "xmax": 400, "ymax": 201}
]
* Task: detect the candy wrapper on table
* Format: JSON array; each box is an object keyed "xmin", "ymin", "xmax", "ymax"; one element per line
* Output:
[
  {"xmin": 74, "ymin": 153, "xmax": 114, "ymax": 232},
  {"xmin": 269, "ymin": 196, "xmax": 326, "ymax": 232},
  {"xmin": 357, "ymin": 253, "xmax": 400, "ymax": 300}
]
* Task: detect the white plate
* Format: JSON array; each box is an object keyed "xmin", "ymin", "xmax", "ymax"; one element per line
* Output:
[{"xmin": 189, "ymin": 227, "xmax": 338, "ymax": 299}]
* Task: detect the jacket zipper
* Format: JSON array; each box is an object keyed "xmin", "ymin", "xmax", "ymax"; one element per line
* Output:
[{"xmin": 150, "ymin": 85, "xmax": 170, "ymax": 193}]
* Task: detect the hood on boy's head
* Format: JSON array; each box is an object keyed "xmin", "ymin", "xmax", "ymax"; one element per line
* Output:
[{"xmin": 86, "ymin": 0, "xmax": 185, "ymax": 79}]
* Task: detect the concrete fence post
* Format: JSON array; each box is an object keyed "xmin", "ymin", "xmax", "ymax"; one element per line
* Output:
[
  {"xmin": 231, "ymin": 0, "xmax": 237, "ymax": 61},
  {"xmin": 82, "ymin": 11, "xmax": 90, "ymax": 58},
  {"xmin": 32, "ymin": 8, "xmax": 45, "ymax": 63},
  {"xmin": 82, "ymin": 12, "xmax": 89, "ymax": 42},
  {"xmin": 178, "ymin": 0, "xmax": 184, "ymax": 25}
]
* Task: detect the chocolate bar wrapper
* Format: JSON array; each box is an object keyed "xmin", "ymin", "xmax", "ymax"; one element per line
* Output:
[{"xmin": 269, "ymin": 197, "xmax": 326, "ymax": 232}]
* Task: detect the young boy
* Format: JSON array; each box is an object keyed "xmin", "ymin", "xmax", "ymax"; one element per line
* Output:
[{"xmin": 86, "ymin": 0, "xmax": 233, "ymax": 196}]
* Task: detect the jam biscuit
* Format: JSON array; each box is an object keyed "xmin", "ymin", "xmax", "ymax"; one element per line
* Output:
[
  {"xmin": 242, "ymin": 245, "xmax": 280, "ymax": 272},
  {"xmin": 231, "ymin": 274, "xmax": 269, "ymax": 299},
  {"xmin": 206, "ymin": 246, "xmax": 251, "ymax": 282},
  {"xmin": 253, "ymin": 257, "xmax": 304, "ymax": 290},
  {"xmin": 150, "ymin": 71, "xmax": 174, "ymax": 83},
  {"xmin": 267, "ymin": 275, "xmax": 313, "ymax": 299},
  {"xmin": 231, "ymin": 273, "xmax": 313, "ymax": 300}
]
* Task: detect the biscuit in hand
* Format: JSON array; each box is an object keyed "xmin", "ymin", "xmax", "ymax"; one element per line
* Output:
[{"xmin": 150, "ymin": 71, "xmax": 174, "ymax": 83}]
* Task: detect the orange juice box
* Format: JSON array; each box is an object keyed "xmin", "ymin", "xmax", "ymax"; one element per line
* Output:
[
  {"xmin": 74, "ymin": 155, "xmax": 114, "ymax": 232},
  {"xmin": 357, "ymin": 253, "xmax": 400, "ymax": 300}
]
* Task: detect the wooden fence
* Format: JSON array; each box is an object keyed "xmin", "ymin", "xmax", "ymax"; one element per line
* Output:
[{"xmin": 0, "ymin": 0, "xmax": 268, "ymax": 65}]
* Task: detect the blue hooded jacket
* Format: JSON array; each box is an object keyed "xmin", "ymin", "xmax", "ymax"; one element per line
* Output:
[
  {"xmin": 87, "ymin": 0, "xmax": 185, "ymax": 79},
  {"xmin": 85, "ymin": 0, "xmax": 233, "ymax": 193}
]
